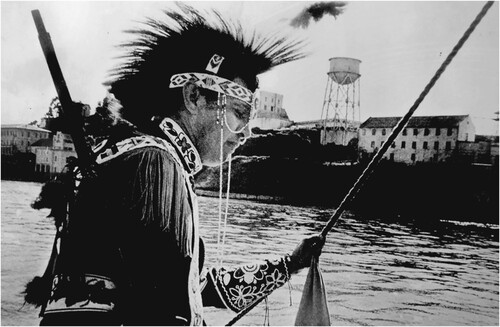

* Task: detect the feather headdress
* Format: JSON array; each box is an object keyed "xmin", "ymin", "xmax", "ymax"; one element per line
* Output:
[{"xmin": 105, "ymin": 3, "xmax": 306, "ymax": 130}]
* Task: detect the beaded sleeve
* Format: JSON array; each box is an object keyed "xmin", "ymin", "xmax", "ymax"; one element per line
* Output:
[{"xmin": 200, "ymin": 256, "xmax": 291, "ymax": 312}]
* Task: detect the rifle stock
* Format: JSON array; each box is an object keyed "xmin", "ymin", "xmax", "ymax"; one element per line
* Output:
[{"xmin": 31, "ymin": 9, "xmax": 94, "ymax": 176}]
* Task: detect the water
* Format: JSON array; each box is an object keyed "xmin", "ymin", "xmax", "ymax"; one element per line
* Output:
[{"xmin": 1, "ymin": 180, "xmax": 498, "ymax": 326}]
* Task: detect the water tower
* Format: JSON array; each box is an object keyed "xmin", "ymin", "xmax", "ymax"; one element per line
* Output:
[{"xmin": 320, "ymin": 57, "xmax": 361, "ymax": 146}]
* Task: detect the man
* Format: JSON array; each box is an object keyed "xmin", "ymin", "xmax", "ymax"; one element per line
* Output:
[{"xmin": 32, "ymin": 4, "xmax": 324, "ymax": 325}]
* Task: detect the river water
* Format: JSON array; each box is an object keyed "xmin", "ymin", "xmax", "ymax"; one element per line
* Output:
[{"xmin": 1, "ymin": 180, "xmax": 498, "ymax": 326}]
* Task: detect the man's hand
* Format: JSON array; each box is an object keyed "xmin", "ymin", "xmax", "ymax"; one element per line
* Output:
[{"xmin": 288, "ymin": 234, "xmax": 325, "ymax": 274}]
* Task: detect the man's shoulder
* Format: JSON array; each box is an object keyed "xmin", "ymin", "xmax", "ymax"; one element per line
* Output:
[{"xmin": 95, "ymin": 134, "xmax": 184, "ymax": 170}]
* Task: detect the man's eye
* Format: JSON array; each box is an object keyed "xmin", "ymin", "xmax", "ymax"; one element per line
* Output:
[{"xmin": 234, "ymin": 108, "xmax": 248, "ymax": 120}]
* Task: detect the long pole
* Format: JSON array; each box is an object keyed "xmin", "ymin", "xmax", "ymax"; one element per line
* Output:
[
  {"xmin": 226, "ymin": 1, "xmax": 494, "ymax": 325},
  {"xmin": 320, "ymin": 0, "xmax": 494, "ymax": 237}
]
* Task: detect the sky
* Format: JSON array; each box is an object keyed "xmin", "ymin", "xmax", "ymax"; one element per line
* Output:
[{"xmin": 1, "ymin": 1, "xmax": 499, "ymax": 135}]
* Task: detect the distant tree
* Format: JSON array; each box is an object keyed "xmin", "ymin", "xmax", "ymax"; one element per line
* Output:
[
  {"xmin": 28, "ymin": 120, "xmax": 38, "ymax": 126},
  {"xmin": 42, "ymin": 97, "xmax": 64, "ymax": 132},
  {"xmin": 46, "ymin": 97, "xmax": 61, "ymax": 118}
]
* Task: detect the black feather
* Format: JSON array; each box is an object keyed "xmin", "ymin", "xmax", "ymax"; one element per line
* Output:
[{"xmin": 291, "ymin": 2, "xmax": 347, "ymax": 29}]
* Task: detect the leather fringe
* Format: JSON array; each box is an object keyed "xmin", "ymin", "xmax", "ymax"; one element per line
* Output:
[{"xmin": 124, "ymin": 148, "xmax": 193, "ymax": 258}]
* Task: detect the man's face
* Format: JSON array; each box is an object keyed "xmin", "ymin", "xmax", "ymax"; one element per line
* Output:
[{"xmin": 195, "ymin": 77, "xmax": 254, "ymax": 167}]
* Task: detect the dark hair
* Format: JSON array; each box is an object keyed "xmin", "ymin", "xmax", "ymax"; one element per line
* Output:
[{"xmin": 105, "ymin": 3, "xmax": 306, "ymax": 130}]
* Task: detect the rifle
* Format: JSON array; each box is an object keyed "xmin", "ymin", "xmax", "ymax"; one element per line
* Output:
[
  {"xmin": 31, "ymin": 9, "xmax": 95, "ymax": 178},
  {"xmin": 30, "ymin": 10, "xmax": 96, "ymax": 316}
]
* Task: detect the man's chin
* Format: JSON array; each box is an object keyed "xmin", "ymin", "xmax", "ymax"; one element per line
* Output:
[
  {"xmin": 202, "ymin": 156, "xmax": 229, "ymax": 167},
  {"xmin": 202, "ymin": 150, "xmax": 235, "ymax": 167}
]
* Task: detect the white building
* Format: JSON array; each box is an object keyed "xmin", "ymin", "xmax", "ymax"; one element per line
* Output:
[
  {"xmin": 251, "ymin": 90, "xmax": 293, "ymax": 130},
  {"xmin": 31, "ymin": 131, "xmax": 76, "ymax": 173},
  {"xmin": 358, "ymin": 115, "xmax": 475, "ymax": 164},
  {"xmin": 1, "ymin": 124, "xmax": 51, "ymax": 155}
]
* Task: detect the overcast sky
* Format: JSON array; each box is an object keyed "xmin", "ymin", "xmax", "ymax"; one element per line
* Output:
[{"xmin": 1, "ymin": 1, "xmax": 498, "ymax": 135}]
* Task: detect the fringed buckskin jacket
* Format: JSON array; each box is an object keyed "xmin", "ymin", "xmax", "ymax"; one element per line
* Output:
[{"xmin": 40, "ymin": 118, "xmax": 292, "ymax": 326}]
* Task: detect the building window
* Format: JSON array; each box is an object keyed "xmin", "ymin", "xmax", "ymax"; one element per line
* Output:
[
  {"xmin": 465, "ymin": 133, "xmax": 468, "ymax": 140},
  {"xmin": 264, "ymin": 105, "xmax": 267, "ymax": 110},
  {"xmin": 382, "ymin": 129, "xmax": 386, "ymax": 136},
  {"xmin": 424, "ymin": 128, "xmax": 430, "ymax": 136},
  {"xmin": 403, "ymin": 129, "xmax": 407, "ymax": 136},
  {"xmin": 423, "ymin": 141, "xmax": 428, "ymax": 149},
  {"xmin": 413, "ymin": 128, "xmax": 418, "ymax": 136},
  {"xmin": 445, "ymin": 141, "xmax": 451, "ymax": 150},
  {"xmin": 433, "ymin": 154, "xmax": 439, "ymax": 162},
  {"xmin": 434, "ymin": 141, "xmax": 439, "ymax": 150},
  {"xmin": 436, "ymin": 128, "xmax": 441, "ymax": 136},
  {"xmin": 372, "ymin": 129, "xmax": 376, "ymax": 136},
  {"xmin": 411, "ymin": 154, "xmax": 416, "ymax": 161},
  {"xmin": 447, "ymin": 128, "xmax": 453, "ymax": 136},
  {"xmin": 401, "ymin": 141, "xmax": 406, "ymax": 149},
  {"xmin": 412, "ymin": 141, "xmax": 416, "ymax": 149},
  {"xmin": 370, "ymin": 141, "xmax": 375, "ymax": 148}
]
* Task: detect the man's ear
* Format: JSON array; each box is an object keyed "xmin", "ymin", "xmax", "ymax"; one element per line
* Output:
[{"xmin": 182, "ymin": 81, "xmax": 202, "ymax": 114}]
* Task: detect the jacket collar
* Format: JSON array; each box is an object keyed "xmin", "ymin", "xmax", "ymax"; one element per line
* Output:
[{"xmin": 159, "ymin": 118, "xmax": 203, "ymax": 175}]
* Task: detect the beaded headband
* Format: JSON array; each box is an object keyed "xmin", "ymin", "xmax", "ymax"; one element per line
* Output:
[{"xmin": 169, "ymin": 72, "xmax": 255, "ymax": 107}]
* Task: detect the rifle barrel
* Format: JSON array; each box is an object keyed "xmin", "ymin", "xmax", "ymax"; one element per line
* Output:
[
  {"xmin": 31, "ymin": 9, "xmax": 94, "ymax": 174},
  {"xmin": 31, "ymin": 10, "xmax": 73, "ymax": 110}
]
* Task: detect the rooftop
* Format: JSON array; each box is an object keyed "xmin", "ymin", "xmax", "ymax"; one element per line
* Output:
[
  {"xmin": 1, "ymin": 124, "xmax": 51, "ymax": 133},
  {"xmin": 360, "ymin": 115, "xmax": 469, "ymax": 129}
]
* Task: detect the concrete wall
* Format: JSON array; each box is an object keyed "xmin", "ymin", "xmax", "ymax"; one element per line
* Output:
[
  {"xmin": 258, "ymin": 90, "xmax": 283, "ymax": 113},
  {"xmin": 320, "ymin": 128, "xmax": 358, "ymax": 146},
  {"xmin": 359, "ymin": 126, "xmax": 464, "ymax": 164},
  {"xmin": 34, "ymin": 147, "xmax": 52, "ymax": 172},
  {"xmin": 252, "ymin": 90, "xmax": 293, "ymax": 130},
  {"xmin": 1, "ymin": 126, "xmax": 50, "ymax": 153},
  {"xmin": 33, "ymin": 132, "xmax": 76, "ymax": 173},
  {"xmin": 34, "ymin": 147, "xmax": 76, "ymax": 173},
  {"xmin": 458, "ymin": 116, "xmax": 475, "ymax": 142},
  {"xmin": 251, "ymin": 117, "xmax": 293, "ymax": 130},
  {"xmin": 53, "ymin": 131, "xmax": 75, "ymax": 151}
]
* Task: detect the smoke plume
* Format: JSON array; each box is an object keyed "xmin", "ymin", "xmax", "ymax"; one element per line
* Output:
[{"xmin": 290, "ymin": 2, "xmax": 346, "ymax": 29}]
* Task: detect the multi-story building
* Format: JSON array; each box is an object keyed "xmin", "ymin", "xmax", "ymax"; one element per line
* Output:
[
  {"xmin": 358, "ymin": 115, "xmax": 475, "ymax": 164},
  {"xmin": 1, "ymin": 124, "xmax": 51, "ymax": 155},
  {"xmin": 31, "ymin": 131, "xmax": 76, "ymax": 173},
  {"xmin": 251, "ymin": 90, "xmax": 293, "ymax": 130}
]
